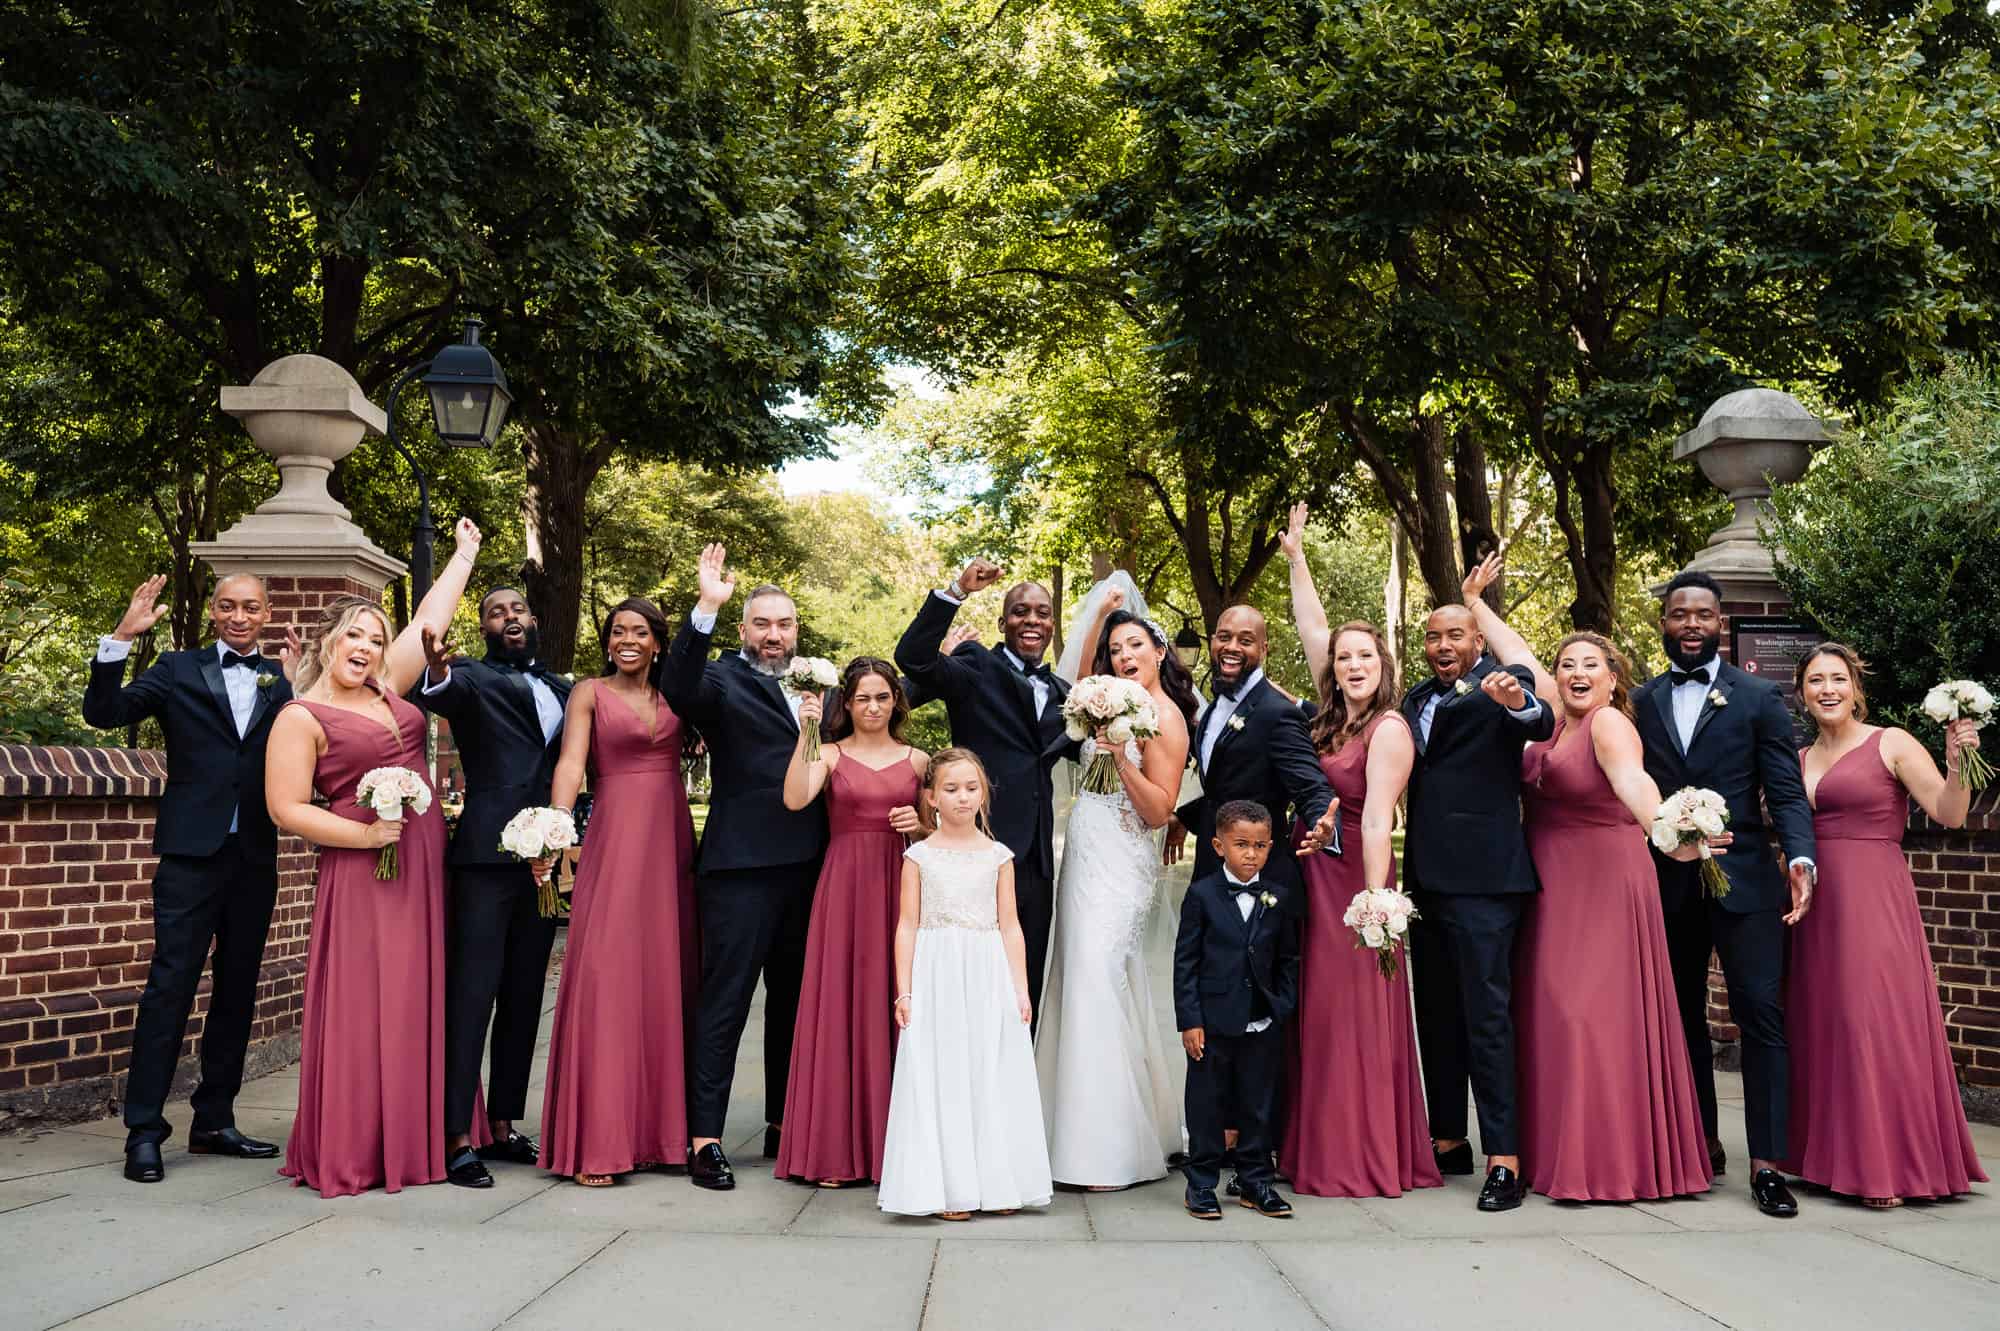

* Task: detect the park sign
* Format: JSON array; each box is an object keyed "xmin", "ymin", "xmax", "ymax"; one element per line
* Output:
[{"xmin": 1731, "ymin": 616, "xmax": 1826, "ymax": 743}]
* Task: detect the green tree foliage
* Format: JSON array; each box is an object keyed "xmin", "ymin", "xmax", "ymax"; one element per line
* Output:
[{"xmin": 1768, "ymin": 357, "xmax": 2000, "ymax": 750}]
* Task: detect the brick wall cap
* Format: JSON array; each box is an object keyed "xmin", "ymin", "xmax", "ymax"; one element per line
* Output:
[{"xmin": 0, "ymin": 747, "xmax": 168, "ymax": 800}]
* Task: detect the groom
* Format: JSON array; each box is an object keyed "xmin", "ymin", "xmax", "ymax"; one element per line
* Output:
[
  {"xmin": 1633, "ymin": 570, "xmax": 1816, "ymax": 1219},
  {"xmin": 895, "ymin": 557, "xmax": 1075, "ymax": 1020},
  {"xmin": 82, "ymin": 574, "xmax": 293, "ymax": 1184}
]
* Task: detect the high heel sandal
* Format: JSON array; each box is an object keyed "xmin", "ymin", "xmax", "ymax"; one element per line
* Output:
[{"xmin": 575, "ymin": 1172, "xmax": 615, "ymax": 1188}]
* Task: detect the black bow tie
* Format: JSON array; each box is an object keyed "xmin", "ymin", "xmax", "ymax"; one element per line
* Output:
[
  {"xmin": 1214, "ymin": 675, "xmax": 1248, "ymax": 701},
  {"xmin": 1669, "ymin": 669, "xmax": 1710, "ymax": 689},
  {"xmin": 1231, "ymin": 881, "xmax": 1261, "ymax": 894},
  {"xmin": 1014, "ymin": 659, "xmax": 1051, "ymax": 683},
  {"xmin": 220, "ymin": 650, "xmax": 262, "ymax": 671},
  {"xmin": 492, "ymin": 657, "xmax": 552, "ymax": 681}
]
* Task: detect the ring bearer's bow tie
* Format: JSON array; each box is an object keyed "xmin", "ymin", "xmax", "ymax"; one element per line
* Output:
[
  {"xmin": 1669, "ymin": 669, "xmax": 1709, "ymax": 688},
  {"xmin": 220, "ymin": 650, "xmax": 263, "ymax": 671}
]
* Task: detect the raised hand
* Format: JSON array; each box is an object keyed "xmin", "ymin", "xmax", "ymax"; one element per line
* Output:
[
  {"xmin": 451, "ymin": 517, "xmax": 482, "ymax": 561},
  {"xmin": 951, "ymin": 557, "xmax": 1004, "ymax": 599},
  {"xmin": 1279, "ymin": 501, "xmax": 1309, "ymax": 562},
  {"xmin": 797, "ymin": 691, "xmax": 825, "ymax": 728},
  {"xmin": 420, "ymin": 625, "xmax": 455, "ymax": 682},
  {"xmin": 941, "ymin": 624, "xmax": 981, "ymax": 655},
  {"xmin": 112, "ymin": 575, "xmax": 171, "ymax": 642},
  {"xmin": 1947, "ymin": 718, "xmax": 1982, "ymax": 768},
  {"xmin": 1462, "ymin": 551, "xmax": 1503, "ymax": 606},
  {"xmin": 1102, "ymin": 585, "xmax": 1126, "ymax": 614},
  {"xmin": 1480, "ymin": 668, "xmax": 1527, "ymax": 711},
  {"xmin": 276, "ymin": 628, "xmax": 304, "ymax": 682},
  {"xmin": 696, "ymin": 542, "xmax": 736, "ymax": 613}
]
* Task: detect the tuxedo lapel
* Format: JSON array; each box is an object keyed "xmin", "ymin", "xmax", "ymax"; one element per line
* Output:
[
  {"xmin": 244, "ymin": 671, "xmax": 279, "ymax": 736},
  {"xmin": 1402, "ymin": 684, "xmax": 1432, "ymax": 757},
  {"xmin": 1651, "ymin": 675, "xmax": 1687, "ymax": 758},
  {"xmin": 1686, "ymin": 668, "xmax": 1735, "ymax": 754},
  {"xmin": 992, "ymin": 646, "xmax": 1043, "ymax": 737},
  {"xmin": 1206, "ymin": 681, "xmax": 1263, "ymax": 776},
  {"xmin": 195, "ymin": 651, "xmax": 241, "ymax": 742}
]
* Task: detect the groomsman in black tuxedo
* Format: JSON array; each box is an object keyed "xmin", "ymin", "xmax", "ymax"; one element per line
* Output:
[
  {"xmin": 414, "ymin": 587, "xmax": 571, "ymax": 1188},
  {"xmin": 1165, "ymin": 605, "xmax": 1339, "ymax": 890},
  {"xmin": 1400, "ymin": 603, "xmax": 1552, "ymax": 1212},
  {"xmin": 1633, "ymin": 570, "xmax": 1816, "ymax": 1219},
  {"xmin": 668, "ymin": 544, "xmax": 827, "ymax": 1190},
  {"xmin": 895, "ymin": 557, "xmax": 1075, "ymax": 1019},
  {"xmin": 82, "ymin": 573, "xmax": 295, "ymax": 1184}
]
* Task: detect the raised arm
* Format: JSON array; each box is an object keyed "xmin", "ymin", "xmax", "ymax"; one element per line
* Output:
[
  {"xmin": 1269, "ymin": 704, "xmax": 1335, "ymax": 833},
  {"xmin": 1590, "ymin": 707, "xmax": 1668, "ymax": 827},
  {"xmin": 663, "ymin": 543, "xmax": 733, "ymax": 725},
  {"xmin": 1281, "ymin": 503, "xmax": 1333, "ymax": 685},
  {"xmin": 82, "ymin": 575, "xmax": 176, "ymax": 729},
  {"xmin": 782, "ymin": 693, "xmax": 837, "ymax": 810},
  {"xmin": 1062, "ymin": 582, "xmax": 1127, "ymax": 684},
  {"xmin": 411, "ymin": 623, "xmax": 477, "ymax": 721},
  {"xmin": 1884, "ymin": 723, "xmax": 1977, "ymax": 829},
  {"xmin": 1462, "ymin": 553, "xmax": 1555, "ymax": 708},
  {"xmin": 1361, "ymin": 715, "xmax": 1414, "ymax": 893},
  {"xmin": 383, "ymin": 518, "xmax": 481, "ymax": 695},
  {"xmin": 894, "ymin": 558, "xmax": 1000, "ymax": 699},
  {"xmin": 1107, "ymin": 705, "xmax": 1190, "ymax": 829},
  {"xmin": 265, "ymin": 706, "xmax": 401, "ymax": 852}
]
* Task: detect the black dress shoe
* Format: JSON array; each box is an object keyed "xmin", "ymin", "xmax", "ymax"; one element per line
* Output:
[
  {"xmin": 1434, "ymin": 1142, "xmax": 1475, "ymax": 1176},
  {"xmin": 689, "ymin": 1143, "xmax": 736, "ymax": 1191},
  {"xmin": 446, "ymin": 1146, "xmax": 494, "ymax": 1189},
  {"xmin": 1477, "ymin": 1165, "xmax": 1525, "ymax": 1212},
  {"xmin": 1239, "ymin": 1183, "xmax": 1293, "ymax": 1218},
  {"xmin": 1184, "ymin": 1184, "xmax": 1221, "ymax": 1220},
  {"xmin": 764, "ymin": 1125, "xmax": 781, "ymax": 1159},
  {"xmin": 1751, "ymin": 1168, "xmax": 1798, "ymax": 1218},
  {"xmin": 476, "ymin": 1130, "xmax": 540, "ymax": 1166},
  {"xmin": 1708, "ymin": 1142, "xmax": 1727, "ymax": 1176},
  {"xmin": 187, "ymin": 1127, "xmax": 279, "ymax": 1159},
  {"xmin": 124, "ymin": 1141, "xmax": 164, "ymax": 1184}
]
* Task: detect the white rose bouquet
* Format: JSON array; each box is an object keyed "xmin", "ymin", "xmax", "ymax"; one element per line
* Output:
[
  {"xmin": 500, "ymin": 806, "xmax": 579, "ymax": 918},
  {"xmin": 1061, "ymin": 675, "xmax": 1161, "ymax": 794},
  {"xmin": 1650, "ymin": 787, "xmax": 1731, "ymax": 899},
  {"xmin": 1923, "ymin": 679, "xmax": 1995, "ymax": 791},
  {"xmin": 353, "ymin": 765, "xmax": 434, "ymax": 880},
  {"xmin": 1342, "ymin": 886, "xmax": 1418, "ymax": 978},
  {"xmin": 782, "ymin": 657, "xmax": 841, "ymax": 762}
]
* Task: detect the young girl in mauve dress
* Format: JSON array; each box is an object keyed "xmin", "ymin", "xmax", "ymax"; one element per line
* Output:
[{"xmin": 877, "ymin": 749, "xmax": 1052, "ymax": 1220}]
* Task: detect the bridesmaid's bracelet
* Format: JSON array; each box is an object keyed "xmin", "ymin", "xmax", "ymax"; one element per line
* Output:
[{"xmin": 894, "ymin": 993, "xmax": 913, "ymax": 1005}]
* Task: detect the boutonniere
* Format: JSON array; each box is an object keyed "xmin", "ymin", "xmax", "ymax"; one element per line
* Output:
[
  {"xmin": 1259, "ymin": 890, "xmax": 1278, "ymax": 908},
  {"xmin": 255, "ymin": 672, "xmax": 279, "ymax": 691},
  {"xmin": 1227, "ymin": 715, "xmax": 1247, "ymax": 733},
  {"xmin": 1453, "ymin": 678, "xmax": 1475, "ymax": 697},
  {"xmin": 1708, "ymin": 688, "xmax": 1727, "ymax": 708}
]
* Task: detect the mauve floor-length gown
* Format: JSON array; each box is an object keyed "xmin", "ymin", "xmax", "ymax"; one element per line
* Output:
[
  {"xmin": 1282, "ymin": 713, "xmax": 1441, "ymax": 1198},
  {"xmin": 281, "ymin": 688, "xmax": 451, "ymax": 1198},
  {"xmin": 1782, "ymin": 729, "xmax": 1987, "ymax": 1199},
  {"xmin": 774, "ymin": 750, "xmax": 920, "ymax": 1184},
  {"xmin": 1516, "ymin": 706, "xmax": 1710, "ymax": 1201},
  {"xmin": 538, "ymin": 681, "xmax": 700, "ymax": 1177}
]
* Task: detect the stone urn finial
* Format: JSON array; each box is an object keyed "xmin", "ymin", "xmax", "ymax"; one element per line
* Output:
[{"xmin": 1673, "ymin": 388, "xmax": 1831, "ymax": 580}]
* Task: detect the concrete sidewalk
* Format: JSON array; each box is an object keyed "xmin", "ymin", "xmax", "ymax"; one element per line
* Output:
[{"xmin": 2, "ymin": 946, "xmax": 1996, "ymax": 1330}]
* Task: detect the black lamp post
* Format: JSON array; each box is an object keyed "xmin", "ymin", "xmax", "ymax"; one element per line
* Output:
[{"xmin": 382, "ymin": 319, "xmax": 513, "ymax": 601}]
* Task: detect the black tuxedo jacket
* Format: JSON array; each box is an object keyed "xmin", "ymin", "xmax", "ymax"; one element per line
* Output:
[
  {"xmin": 82, "ymin": 646, "xmax": 291, "ymax": 864},
  {"xmin": 665, "ymin": 617, "xmax": 827, "ymax": 875},
  {"xmin": 412, "ymin": 657, "xmax": 572, "ymax": 868},
  {"xmin": 894, "ymin": 592, "xmax": 1077, "ymax": 879},
  {"xmin": 1175, "ymin": 676, "xmax": 1333, "ymax": 892},
  {"xmin": 1632, "ymin": 659, "xmax": 1816, "ymax": 916},
  {"xmin": 1399, "ymin": 655, "xmax": 1553, "ymax": 897},
  {"xmin": 1173, "ymin": 871, "xmax": 1300, "ymax": 1036}
]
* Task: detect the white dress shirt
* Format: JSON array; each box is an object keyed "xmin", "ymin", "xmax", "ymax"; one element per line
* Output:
[
  {"xmin": 420, "ymin": 663, "xmax": 563, "ymax": 744},
  {"xmin": 98, "ymin": 637, "xmax": 259, "ymax": 830},
  {"xmin": 932, "ymin": 587, "xmax": 1049, "ymax": 716},
  {"xmin": 1667, "ymin": 655, "xmax": 1814, "ymax": 875},
  {"xmin": 1197, "ymin": 667, "xmax": 1264, "ymax": 773},
  {"xmin": 688, "ymin": 605, "xmax": 802, "ymax": 724},
  {"xmin": 1417, "ymin": 671, "xmax": 1543, "ymax": 746},
  {"xmin": 1222, "ymin": 868, "xmax": 1273, "ymax": 1033}
]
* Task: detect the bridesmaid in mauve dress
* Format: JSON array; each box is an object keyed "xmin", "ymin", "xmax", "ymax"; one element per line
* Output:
[
  {"xmin": 537, "ymin": 597, "xmax": 701, "ymax": 1187},
  {"xmin": 1275, "ymin": 605, "xmax": 1439, "ymax": 1195},
  {"xmin": 1463, "ymin": 555, "xmax": 1710, "ymax": 1202},
  {"xmin": 264, "ymin": 519, "xmax": 485, "ymax": 1197},
  {"xmin": 1783, "ymin": 644, "xmax": 1987, "ymax": 1208},
  {"xmin": 774, "ymin": 658, "xmax": 927, "ymax": 1187}
]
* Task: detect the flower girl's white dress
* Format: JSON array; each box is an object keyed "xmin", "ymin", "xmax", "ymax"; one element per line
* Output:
[{"xmin": 877, "ymin": 840, "xmax": 1053, "ymax": 1215}]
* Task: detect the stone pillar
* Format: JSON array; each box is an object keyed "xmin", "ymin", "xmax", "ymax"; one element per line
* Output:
[{"xmin": 192, "ymin": 355, "xmax": 406, "ymax": 1051}]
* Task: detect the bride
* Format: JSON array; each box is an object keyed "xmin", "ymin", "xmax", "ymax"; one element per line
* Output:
[{"xmin": 1037, "ymin": 574, "xmax": 1199, "ymax": 1188}]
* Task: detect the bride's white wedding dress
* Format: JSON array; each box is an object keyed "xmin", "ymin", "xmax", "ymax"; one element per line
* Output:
[{"xmin": 1035, "ymin": 737, "xmax": 1184, "ymax": 1186}]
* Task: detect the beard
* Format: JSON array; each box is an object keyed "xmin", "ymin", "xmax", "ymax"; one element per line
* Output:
[
  {"xmin": 745, "ymin": 648, "xmax": 795, "ymax": 678},
  {"xmin": 485, "ymin": 625, "xmax": 541, "ymax": 665},
  {"xmin": 1661, "ymin": 629, "xmax": 1721, "ymax": 672}
]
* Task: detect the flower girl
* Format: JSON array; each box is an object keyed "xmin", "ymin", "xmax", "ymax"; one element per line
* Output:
[{"xmin": 877, "ymin": 748, "xmax": 1053, "ymax": 1219}]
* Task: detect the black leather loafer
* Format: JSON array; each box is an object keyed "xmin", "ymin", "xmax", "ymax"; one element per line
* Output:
[
  {"xmin": 1751, "ymin": 1168, "xmax": 1798, "ymax": 1218},
  {"xmin": 689, "ymin": 1142, "xmax": 735, "ymax": 1191},
  {"xmin": 1185, "ymin": 1184, "xmax": 1221, "ymax": 1220},
  {"xmin": 1708, "ymin": 1141, "xmax": 1727, "ymax": 1176},
  {"xmin": 764, "ymin": 1125, "xmax": 782, "ymax": 1159},
  {"xmin": 1434, "ymin": 1141, "xmax": 1475, "ymax": 1176},
  {"xmin": 188, "ymin": 1127, "xmax": 279, "ymax": 1159},
  {"xmin": 477, "ymin": 1130, "xmax": 540, "ymax": 1166},
  {"xmin": 1477, "ymin": 1165, "xmax": 1525, "ymax": 1212},
  {"xmin": 124, "ymin": 1140, "xmax": 165, "ymax": 1184},
  {"xmin": 446, "ymin": 1145, "xmax": 494, "ymax": 1189},
  {"xmin": 1240, "ymin": 1184, "xmax": 1293, "ymax": 1218}
]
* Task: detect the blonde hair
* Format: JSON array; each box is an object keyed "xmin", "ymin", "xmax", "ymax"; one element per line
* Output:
[
  {"xmin": 295, "ymin": 595, "xmax": 394, "ymax": 694},
  {"xmin": 924, "ymin": 746, "xmax": 995, "ymax": 837}
]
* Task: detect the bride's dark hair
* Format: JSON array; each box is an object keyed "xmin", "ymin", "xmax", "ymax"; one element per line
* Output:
[{"xmin": 1091, "ymin": 610, "xmax": 1200, "ymax": 725}]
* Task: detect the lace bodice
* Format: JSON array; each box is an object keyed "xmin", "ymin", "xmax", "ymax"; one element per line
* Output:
[
  {"xmin": 906, "ymin": 839, "xmax": 1014, "ymax": 932},
  {"xmin": 1078, "ymin": 737, "xmax": 1151, "ymax": 837}
]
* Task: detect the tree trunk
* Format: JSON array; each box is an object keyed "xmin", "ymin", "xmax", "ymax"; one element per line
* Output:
[
  {"xmin": 1567, "ymin": 444, "xmax": 1619, "ymax": 633},
  {"xmin": 1452, "ymin": 423, "xmax": 1500, "ymax": 611},
  {"xmin": 1406, "ymin": 414, "xmax": 1462, "ymax": 609},
  {"xmin": 521, "ymin": 423, "xmax": 613, "ymax": 674},
  {"xmin": 1385, "ymin": 520, "xmax": 1408, "ymax": 658}
]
